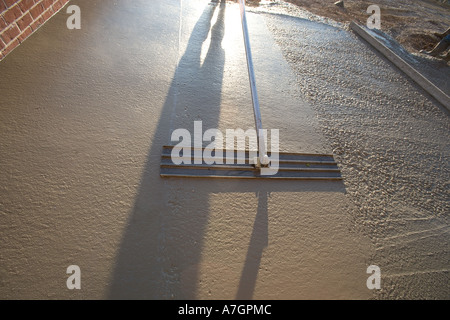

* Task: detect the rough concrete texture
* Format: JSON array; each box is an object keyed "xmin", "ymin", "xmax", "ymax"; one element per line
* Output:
[
  {"xmin": 262, "ymin": 4, "xmax": 449, "ymax": 299},
  {"xmin": 1, "ymin": 0, "xmax": 445, "ymax": 301}
]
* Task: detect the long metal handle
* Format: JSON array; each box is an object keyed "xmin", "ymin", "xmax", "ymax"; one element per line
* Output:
[{"xmin": 238, "ymin": 0, "xmax": 269, "ymax": 167}]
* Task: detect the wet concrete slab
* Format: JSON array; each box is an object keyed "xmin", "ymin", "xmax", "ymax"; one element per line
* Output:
[
  {"xmin": 264, "ymin": 4, "xmax": 450, "ymax": 300},
  {"xmin": 0, "ymin": 0, "xmax": 373, "ymax": 299}
]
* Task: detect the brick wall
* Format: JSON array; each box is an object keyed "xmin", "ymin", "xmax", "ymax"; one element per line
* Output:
[{"xmin": 0, "ymin": 0, "xmax": 70, "ymax": 61}]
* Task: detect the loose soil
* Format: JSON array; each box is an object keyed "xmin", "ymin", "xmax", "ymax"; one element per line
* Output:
[{"xmin": 249, "ymin": 0, "xmax": 450, "ymax": 54}]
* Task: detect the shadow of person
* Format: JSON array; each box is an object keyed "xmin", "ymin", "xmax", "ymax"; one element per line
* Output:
[
  {"xmin": 235, "ymin": 191, "xmax": 268, "ymax": 299},
  {"xmin": 108, "ymin": 1, "xmax": 227, "ymax": 299},
  {"xmin": 108, "ymin": 0, "xmax": 345, "ymax": 300}
]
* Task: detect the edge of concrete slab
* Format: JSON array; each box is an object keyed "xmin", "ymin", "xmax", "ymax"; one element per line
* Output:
[{"xmin": 350, "ymin": 21, "xmax": 450, "ymax": 112}]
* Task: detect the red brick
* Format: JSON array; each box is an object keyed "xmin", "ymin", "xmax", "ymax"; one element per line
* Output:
[
  {"xmin": 0, "ymin": 16, "xmax": 7, "ymax": 29},
  {"xmin": 0, "ymin": 37, "xmax": 5, "ymax": 50},
  {"xmin": 2, "ymin": 37, "xmax": 19, "ymax": 56},
  {"xmin": 54, "ymin": 0, "xmax": 69, "ymax": 12},
  {"xmin": 1, "ymin": 23, "xmax": 19, "ymax": 42},
  {"xmin": 18, "ymin": 0, "xmax": 34, "ymax": 13},
  {"xmin": 30, "ymin": 3, "xmax": 44, "ymax": 19},
  {"xmin": 16, "ymin": 11, "xmax": 31, "ymax": 30},
  {"xmin": 4, "ymin": 0, "xmax": 17, "ymax": 8},
  {"xmin": 30, "ymin": 15, "xmax": 43, "ymax": 30},
  {"xmin": 41, "ymin": 7, "xmax": 52, "ymax": 21},
  {"xmin": 0, "ymin": 1, "xmax": 7, "ymax": 13},
  {"xmin": 42, "ymin": 0, "xmax": 54, "ymax": 10},
  {"xmin": 52, "ymin": 0, "xmax": 62, "ymax": 12},
  {"xmin": 2, "ymin": 4, "xmax": 21, "ymax": 24},
  {"xmin": 17, "ymin": 24, "xmax": 30, "ymax": 42}
]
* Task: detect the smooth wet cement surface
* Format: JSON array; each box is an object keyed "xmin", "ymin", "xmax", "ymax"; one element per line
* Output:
[{"xmin": 1, "ymin": 0, "xmax": 386, "ymax": 299}]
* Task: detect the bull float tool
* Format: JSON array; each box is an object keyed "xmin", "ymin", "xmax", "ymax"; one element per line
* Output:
[{"xmin": 160, "ymin": 0, "xmax": 342, "ymax": 180}]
